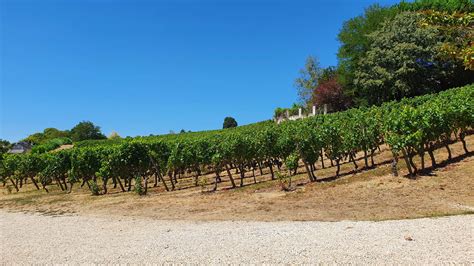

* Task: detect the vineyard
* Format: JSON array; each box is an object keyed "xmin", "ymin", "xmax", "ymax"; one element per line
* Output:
[{"xmin": 1, "ymin": 84, "xmax": 473, "ymax": 196}]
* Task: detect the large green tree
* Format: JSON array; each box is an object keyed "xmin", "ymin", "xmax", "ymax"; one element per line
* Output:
[
  {"xmin": 70, "ymin": 121, "xmax": 106, "ymax": 142},
  {"xmin": 24, "ymin": 128, "xmax": 70, "ymax": 144},
  {"xmin": 337, "ymin": 0, "xmax": 473, "ymax": 105},
  {"xmin": 337, "ymin": 4, "xmax": 398, "ymax": 99},
  {"xmin": 294, "ymin": 56, "xmax": 322, "ymax": 105},
  {"xmin": 223, "ymin": 117, "xmax": 238, "ymax": 129},
  {"xmin": 353, "ymin": 12, "xmax": 460, "ymax": 105}
]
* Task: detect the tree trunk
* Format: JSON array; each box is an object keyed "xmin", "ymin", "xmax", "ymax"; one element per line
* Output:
[
  {"xmin": 42, "ymin": 183, "xmax": 49, "ymax": 193},
  {"xmin": 168, "ymin": 172, "xmax": 175, "ymax": 191},
  {"xmin": 401, "ymin": 148, "xmax": 414, "ymax": 178},
  {"xmin": 57, "ymin": 178, "xmax": 65, "ymax": 191},
  {"xmin": 239, "ymin": 165, "xmax": 245, "ymax": 187},
  {"xmin": 349, "ymin": 153, "xmax": 358, "ymax": 170},
  {"xmin": 116, "ymin": 177, "xmax": 126, "ymax": 192},
  {"xmin": 252, "ymin": 167, "xmax": 257, "ymax": 184},
  {"xmin": 194, "ymin": 170, "xmax": 200, "ymax": 186},
  {"xmin": 363, "ymin": 150, "xmax": 369, "ymax": 168},
  {"xmin": 311, "ymin": 163, "xmax": 317, "ymax": 181},
  {"xmin": 409, "ymin": 155, "xmax": 418, "ymax": 175},
  {"xmin": 173, "ymin": 171, "xmax": 178, "ymax": 184},
  {"xmin": 268, "ymin": 162, "xmax": 275, "ymax": 180},
  {"xmin": 419, "ymin": 147, "xmax": 425, "ymax": 171},
  {"xmin": 30, "ymin": 176, "xmax": 40, "ymax": 190},
  {"xmin": 225, "ymin": 164, "xmax": 236, "ymax": 188},
  {"xmin": 212, "ymin": 171, "xmax": 219, "ymax": 192},
  {"xmin": 127, "ymin": 177, "xmax": 132, "ymax": 191},
  {"xmin": 427, "ymin": 147, "xmax": 436, "ymax": 168},
  {"xmin": 335, "ymin": 159, "xmax": 340, "ymax": 177},
  {"xmin": 445, "ymin": 144, "xmax": 452, "ymax": 160},
  {"xmin": 102, "ymin": 178, "xmax": 108, "ymax": 194},
  {"xmin": 258, "ymin": 162, "xmax": 264, "ymax": 176},
  {"xmin": 391, "ymin": 153, "xmax": 398, "ymax": 177},
  {"xmin": 10, "ymin": 179, "xmax": 19, "ymax": 192},
  {"xmin": 303, "ymin": 161, "xmax": 315, "ymax": 182},
  {"xmin": 320, "ymin": 150, "xmax": 325, "ymax": 169},
  {"xmin": 62, "ymin": 178, "xmax": 68, "ymax": 191},
  {"xmin": 68, "ymin": 182, "xmax": 74, "ymax": 193},
  {"xmin": 460, "ymin": 132, "xmax": 469, "ymax": 154},
  {"xmin": 154, "ymin": 174, "xmax": 158, "ymax": 187},
  {"xmin": 157, "ymin": 172, "xmax": 169, "ymax": 191}
]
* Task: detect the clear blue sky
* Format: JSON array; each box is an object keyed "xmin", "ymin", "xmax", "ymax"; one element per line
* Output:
[{"xmin": 1, "ymin": 0, "xmax": 401, "ymax": 142}]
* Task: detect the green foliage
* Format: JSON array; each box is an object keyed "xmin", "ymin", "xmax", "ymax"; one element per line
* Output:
[
  {"xmin": 134, "ymin": 176, "xmax": 145, "ymax": 195},
  {"xmin": 354, "ymin": 12, "xmax": 447, "ymax": 105},
  {"xmin": 70, "ymin": 121, "xmax": 106, "ymax": 142},
  {"xmin": 88, "ymin": 180, "xmax": 100, "ymax": 195},
  {"xmin": 397, "ymin": 0, "xmax": 474, "ymax": 13},
  {"xmin": 421, "ymin": 10, "xmax": 474, "ymax": 71},
  {"xmin": 24, "ymin": 128, "xmax": 70, "ymax": 145},
  {"xmin": 31, "ymin": 137, "xmax": 72, "ymax": 154},
  {"xmin": 0, "ymin": 139, "xmax": 11, "ymax": 157},
  {"xmin": 284, "ymin": 152, "xmax": 299, "ymax": 174},
  {"xmin": 337, "ymin": 4, "xmax": 398, "ymax": 98},
  {"xmin": 336, "ymin": 0, "xmax": 473, "ymax": 106},
  {"xmin": 223, "ymin": 117, "xmax": 238, "ymax": 129},
  {"xmin": 276, "ymin": 171, "xmax": 292, "ymax": 191},
  {"xmin": 295, "ymin": 56, "xmax": 322, "ymax": 105},
  {"xmin": 3, "ymin": 84, "xmax": 473, "ymax": 194}
]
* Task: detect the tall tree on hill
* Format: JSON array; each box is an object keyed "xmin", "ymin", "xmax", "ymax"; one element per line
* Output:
[
  {"xmin": 23, "ymin": 128, "xmax": 70, "ymax": 145},
  {"xmin": 70, "ymin": 121, "xmax": 106, "ymax": 142},
  {"xmin": 312, "ymin": 78, "xmax": 351, "ymax": 112},
  {"xmin": 337, "ymin": 4, "xmax": 398, "ymax": 102},
  {"xmin": 223, "ymin": 117, "xmax": 238, "ymax": 129},
  {"xmin": 295, "ymin": 56, "xmax": 322, "ymax": 106},
  {"xmin": 354, "ymin": 12, "xmax": 453, "ymax": 105}
]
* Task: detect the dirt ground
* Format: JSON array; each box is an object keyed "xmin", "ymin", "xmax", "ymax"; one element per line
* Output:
[{"xmin": 1, "ymin": 135, "xmax": 473, "ymax": 221}]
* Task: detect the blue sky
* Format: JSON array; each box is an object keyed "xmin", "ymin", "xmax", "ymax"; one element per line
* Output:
[{"xmin": 1, "ymin": 0, "xmax": 401, "ymax": 142}]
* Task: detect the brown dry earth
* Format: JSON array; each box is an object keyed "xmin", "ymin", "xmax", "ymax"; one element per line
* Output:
[{"xmin": 0, "ymin": 135, "xmax": 473, "ymax": 221}]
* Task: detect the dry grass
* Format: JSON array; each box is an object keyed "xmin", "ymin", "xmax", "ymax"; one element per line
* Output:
[{"xmin": 1, "ymin": 135, "xmax": 473, "ymax": 221}]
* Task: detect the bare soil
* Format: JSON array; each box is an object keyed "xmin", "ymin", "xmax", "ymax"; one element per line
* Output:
[{"xmin": 1, "ymin": 135, "xmax": 473, "ymax": 221}]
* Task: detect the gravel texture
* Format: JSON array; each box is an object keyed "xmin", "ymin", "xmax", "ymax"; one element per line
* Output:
[{"xmin": 1, "ymin": 210, "xmax": 473, "ymax": 264}]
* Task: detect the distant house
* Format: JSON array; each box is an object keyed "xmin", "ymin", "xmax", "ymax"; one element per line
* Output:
[{"xmin": 8, "ymin": 142, "xmax": 33, "ymax": 154}]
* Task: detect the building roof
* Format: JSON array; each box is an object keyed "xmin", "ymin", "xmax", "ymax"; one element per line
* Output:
[{"xmin": 8, "ymin": 142, "xmax": 33, "ymax": 154}]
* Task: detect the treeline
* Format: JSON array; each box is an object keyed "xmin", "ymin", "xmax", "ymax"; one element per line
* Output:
[
  {"xmin": 23, "ymin": 121, "xmax": 107, "ymax": 145},
  {"xmin": 282, "ymin": 0, "xmax": 473, "ymax": 117},
  {"xmin": 1, "ymin": 84, "xmax": 472, "ymax": 195}
]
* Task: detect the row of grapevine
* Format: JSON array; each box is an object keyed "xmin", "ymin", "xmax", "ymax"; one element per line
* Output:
[{"xmin": 1, "ymin": 84, "xmax": 473, "ymax": 195}]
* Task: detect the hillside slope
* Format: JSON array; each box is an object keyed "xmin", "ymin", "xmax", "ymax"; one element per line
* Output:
[{"xmin": 1, "ymin": 134, "xmax": 473, "ymax": 221}]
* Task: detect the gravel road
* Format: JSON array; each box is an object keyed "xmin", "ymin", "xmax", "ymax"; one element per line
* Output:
[{"xmin": 1, "ymin": 210, "xmax": 473, "ymax": 264}]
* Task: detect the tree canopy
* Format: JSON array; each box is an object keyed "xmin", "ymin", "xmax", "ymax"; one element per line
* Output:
[
  {"xmin": 70, "ymin": 121, "xmax": 106, "ymax": 142},
  {"xmin": 24, "ymin": 128, "xmax": 70, "ymax": 145},
  {"xmin": 354, "ymin": 12, "xmax": 446, "ymax": 105},
  {"xmin": 0, "ymin": 139, "xmax": 11, "ymax": 156},
  {"xmin": 294, "ymin": 56, "xmax": 322, "ymax": 105},
  {"xmin": 223, "ymin": 117, "xmax": 238, "ymax": 129}
]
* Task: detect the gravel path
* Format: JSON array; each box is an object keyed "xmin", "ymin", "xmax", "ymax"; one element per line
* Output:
[{"xmin": 1, "ymin": 210, "xmax": 473, "ymax": 264}]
